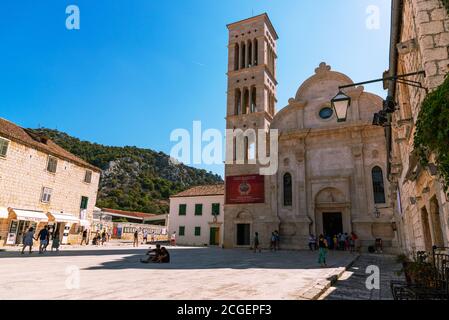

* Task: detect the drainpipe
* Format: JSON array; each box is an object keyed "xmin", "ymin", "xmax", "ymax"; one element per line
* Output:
[
  {"xmin": 387, "ymin": 0, "xmax": 404, "ymax": 252},
  {"xmin": 386, "ymin": 0, "xmax": 402, "ymax": 178}
]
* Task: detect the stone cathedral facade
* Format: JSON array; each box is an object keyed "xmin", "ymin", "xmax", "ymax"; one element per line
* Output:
[{"xmin": 223, "ymin": 14, "xmax": 398, "ymax": 251}]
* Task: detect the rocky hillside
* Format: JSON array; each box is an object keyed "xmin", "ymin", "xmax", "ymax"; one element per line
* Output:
[{"xmin": 33, "ymin": 129, "xmax": 223, "ymax": 214}]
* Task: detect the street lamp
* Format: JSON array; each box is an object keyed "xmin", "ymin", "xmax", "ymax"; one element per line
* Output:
[
  {"xmin": 330, "ymin": 71, "xmax": 426, "ymax": 123},
  {"xmin": 374, "ymin": 206, "xmax": 381, "ymax": 219},
  {"xmin": 331, "ymin": 90, "xmax": 351, "ymax": 122}
]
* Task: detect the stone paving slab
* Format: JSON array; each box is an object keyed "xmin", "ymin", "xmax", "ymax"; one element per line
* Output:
[
  {"xmin": 320, "ymin": 254, "xmax": 405, "ymax": 300},
  {"xmin": 0, "ymin": 244, "xmax": 357, "ymax": 300}
]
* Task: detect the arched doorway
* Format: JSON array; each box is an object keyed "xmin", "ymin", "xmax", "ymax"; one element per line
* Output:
[
  {"xmin": 429, "ymin": 196, "xmax": 444, "ymax": 247},
  {"xmin": 234, "ymin": 211, "xmax": 252, "ymax": 246},
  {"xmin": 420, "ymin": 206, "xmax": 433, "ymax": 252},
  {"xmin": 314, "ymin": 187, "xmax": 350, "ymax": 237}
]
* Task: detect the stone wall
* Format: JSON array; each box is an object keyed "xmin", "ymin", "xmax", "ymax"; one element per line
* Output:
[
  {"xmin": 391, "ymin": 0, "xmax": 449, "ymax": 254},
  {"xmin": 0, "ymin": 138, "xmax": 100, "ymax": 245}
]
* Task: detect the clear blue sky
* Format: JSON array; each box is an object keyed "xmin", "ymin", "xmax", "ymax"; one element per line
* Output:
[{"xmin": 0, "ymin": 0, "xmax": 391, "ymax": 177}]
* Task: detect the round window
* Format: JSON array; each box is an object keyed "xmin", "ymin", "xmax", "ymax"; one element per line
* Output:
[{"xmin": 319, "ymin": 107, "xmax": 334, "ymax": 119}]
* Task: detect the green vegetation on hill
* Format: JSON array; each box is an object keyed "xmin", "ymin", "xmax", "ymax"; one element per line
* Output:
[{"xmin": 33, "ymin": 128, "xmax": 223, "ymax": 214}]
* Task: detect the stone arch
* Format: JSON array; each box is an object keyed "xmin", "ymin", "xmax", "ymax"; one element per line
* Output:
[{"xmin": 315, "ymin": 187, "xmax": 346, "ymax": 204}]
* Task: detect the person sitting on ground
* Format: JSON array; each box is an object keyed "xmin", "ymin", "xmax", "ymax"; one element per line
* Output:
[
  {"xmin": 140, "ymin": 244, "xmax": 162, "ymax": 263},
  {"xmin": 155, "ymin": 247, "xmax": 170, "ymax": 263}
]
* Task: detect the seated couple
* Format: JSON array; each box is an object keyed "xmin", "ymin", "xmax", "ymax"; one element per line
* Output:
[{"xmin": 140, "ymin": 244, "xmax": 170, "ymax": 263}]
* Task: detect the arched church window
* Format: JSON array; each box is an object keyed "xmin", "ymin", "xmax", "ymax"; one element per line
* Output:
[
  {"xmin": 234, "ymin": 43, "xmax": 240, "ymax": 71},
  {"xmin": 234, "ymin": 89, "xmax": 241, "ymax": 115},
  {"xmin": 283, "ymin": 173, "xmax": 293, "ymax": 206},
  {"xmin": 241, "ymin": 42, "xmax": 246, "ymax": 69},
  {"xmin": 250, "ymin": 87, "xmax": 257, "ymax": 113},
  {"xmin": 254, "ymin": 39, "xmax": 258, "ymax": 66},
  {"xmin": 372, "ymin": 166, "xmax": 386, "ymax": 204},
  {"xmin": 247, "ymin": 40, "xmax": 252, "ymax": 67},
  {"xmin": 243, "ymin": 88, "xmax": 249, "ymax": 114}
]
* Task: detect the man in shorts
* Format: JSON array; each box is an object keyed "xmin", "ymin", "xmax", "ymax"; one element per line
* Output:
[{"xmin": 37, "ymin": 226, "xmax": 49, "ymax": 254}]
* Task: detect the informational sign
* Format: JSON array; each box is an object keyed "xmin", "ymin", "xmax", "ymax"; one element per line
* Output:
[
  {"xmin": 226, "ymin": 175, "xmax": 265, "ymax": 204},
  {"xmin": 6, "ymin": 233, "xmax": 16, "ymax": 245},
  {"xmin": 62, "ymin": 223, "xmax": 71, "ymax": 245}
]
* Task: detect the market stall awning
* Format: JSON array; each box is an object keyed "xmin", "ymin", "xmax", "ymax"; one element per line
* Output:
[
  {"xmin": 0, "ymin": 207, "xmax": 8, "ymax": 219},
  {"xmin": 10, "ymin": 209, "xmax": 48, "ymax": 222},
  {"xmin": 47, "ymin": 212, "xmax": 80, "ymax": 223}
]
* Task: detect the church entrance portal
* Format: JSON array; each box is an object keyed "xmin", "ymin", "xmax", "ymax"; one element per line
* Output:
[
  {"xmin": 236, "ymin": 224, "xmax": 250, "ymax": 246},
  {"xmin": 323, "ymin": 212, "xmax": 343, "ymax": 237}
]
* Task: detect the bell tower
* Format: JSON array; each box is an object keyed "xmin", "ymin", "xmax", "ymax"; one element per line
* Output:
[{"xmin": 224, "ymin": 13, "xmax": 279, "ymax": 248}]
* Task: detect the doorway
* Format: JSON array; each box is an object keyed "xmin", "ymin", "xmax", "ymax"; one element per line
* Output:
[
  {"xmin": 430, "ymin": 196, "xmax": 444, "ymax": 247},
  {"xmin": 236, "ymin": 224, "xmax": 250, "ymax": 246},
  {"xmin": 421, "ymin": 207, "xmax": 433, "ymax": 252},
  {"xmin": 13, "ymin": 220, "xmax": 37, "ymax": 244},
  {"xmin": 209, "ymin": 227, "xmax": 220, "ymax": 246},
  {"xmin": 322, "ymin": 212, "xmax": 343, "ymax": 237}
]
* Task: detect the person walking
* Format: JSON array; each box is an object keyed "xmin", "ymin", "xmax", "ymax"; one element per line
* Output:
[
  {"xmin": 270, "ymin": 232, "xmax": 276, "ymax": 251},
  {"xmin": 101, "ymin": 230, "xmax": 106, "ymax": 245},
  {"xmin": 143, "ymin": 229, "xmax": 148, "ymax": 244},
  {"xmin": 51, "ymin": 233, "xmax": 60, "ymax": 252},
  {"xmin": 133, "ymin": 230, "xmax": 139, "ymax": 247},
  {"xmin": 318, "ymin": 234, "xmax": 328, "ymax": 267},
  {"xmin": 37, "ymin": 226, "xmax": 49, "ymax": 254},
  {"xmin": 333, "ymin": 234, "xmax": 338, "ymax": 250},
  {"xmin": 253, "ymin": 232, "xmax": 261, "ymax": 253},
  {"xmin": 274, "ymin": 230, "xmax": 280, "ymax": 251},
  {"xmin": 80, "ymin": 229, "xmax": 88, "ymax": 245},
  {"xmin": 21, "ymin": 227, "xmax": 35, "ymax": 254},
  {"xmin": 308, "ymin": 234, "xmax": 316, "ymax": 251},
  {"xmin": 170, "ymin": 232, "xmax": 176, "ymax": 246}
]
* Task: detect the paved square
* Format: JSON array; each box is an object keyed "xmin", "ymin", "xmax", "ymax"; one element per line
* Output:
[{"xmin": 0, "ymin": 244, "xmax": 357, "ymax": 300}]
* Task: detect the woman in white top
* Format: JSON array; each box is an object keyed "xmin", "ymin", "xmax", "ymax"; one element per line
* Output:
[{"xmin": 21, "ymin": 227, "xmax": 35, "ymax": 254}]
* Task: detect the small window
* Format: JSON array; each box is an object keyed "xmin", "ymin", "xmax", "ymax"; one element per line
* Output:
[
  {"xmin": 47, "ymin": 156, "xmax": 58, "ymax": 173},
  {"xmin": 179, "ymin": 226, "xmax": 185, "ymax": 236},
  {"xmin": 283, "ymin": 173, "xmax": 293, "ymax": 206},
  {"xmin": 194, "ymin": 227, "xmax": 201, "ymax": 236},
  {"xmin": 0, "ymin": 138, "xmax": 9, "ymax": 157},
  {"xmin": 84, "ymin": 170, "xmax": 92, "ymax": 183},
  {"xmin": 372, "ymin": 166, "xmax": 386, "ymax": 204},
  {"xmin": 41, "ymin": 187, "xmax": 52, "ymax": 203},
  {"xmin": 179, "ymin": 204, "xmax": 187, "ymax": 216},
  {"xmin": 212, "ymin": 203, "xmax": 220, "ymax": 216},
  {"xmin": 195, "ymin": 204, "xmax": 203, "ymax": 216},
  {"xmin": 319, "ymin": 107, "xmax": 334, "ymax": 120},
  {"xmin": 80, "ymin": 196, "xmax": 89, "ymax": 210}
]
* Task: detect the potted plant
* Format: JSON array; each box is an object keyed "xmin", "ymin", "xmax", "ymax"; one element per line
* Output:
[{"xmin": 397, "ymin": 251, "xmax": 436, "ymax": 287}]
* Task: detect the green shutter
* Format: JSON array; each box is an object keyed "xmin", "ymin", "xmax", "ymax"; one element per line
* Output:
[
  {"xmin": 179, "ymin": 204, "xmax": 186, "ymax": 215},
  {"xmin": 194, "ymin": 227, "xmax": 201, "ymax": 236},
  {"xmin": 179, "ymin": 226, "xmax": 185, "ymax": 236},
  {"xmin": 212, "ymin": 203, "xmax": 220, "ymax": 215},
  {"xmin": 195, "ymin": 204, "xmax": 203, "ymax": 216},
  {"xmin": 80, "ymin": 196, "xmax": 89, "ymax": 209}
]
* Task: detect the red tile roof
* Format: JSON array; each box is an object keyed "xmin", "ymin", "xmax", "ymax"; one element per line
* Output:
[
  {"xmin": 171, "ymin": 184, "xmax": 225, "ymax": 198},
  {"xmin": 0, "ymin": 117, "xmax": 101, "ymax": 172},
  {"xmin": 101, "ymin": 208, "xmax": 156, "ymax": 219}
]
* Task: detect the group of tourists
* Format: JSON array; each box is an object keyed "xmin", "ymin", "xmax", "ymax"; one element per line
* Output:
[
  {"xmin": 308, "ymin": 232, "xmax": 359, "ymax": 253},
  {"xmin": 140, "ymin": 244, "xmax": 170, "ymax": 263},
  {"xmin": 92, "ymin": 230, "xmax": 110, "ymax": 246},
  {"xmin": 21, "ymin": 225, "xmax": 60, "ymax": 254},
  {"xmin": 308, "ymin": 232, "xmax": 359, "ymax": 267},
  {"xmin": 253, "ymin": 230, "xmax": 280, "ymax": 253}
]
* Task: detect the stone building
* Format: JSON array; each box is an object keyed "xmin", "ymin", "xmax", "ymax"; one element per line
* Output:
[
  {"xmin": 388, "ymin": 0, "xmax": 449, "ymax": 254},
  {"xmin": 224, "ymin": 14, "xmax": 396, "ymax": 250},
  {"xmin": 0, "ymin": 118, "xmax": 101, "ymax": 246},
  {"xmin": 169, "ymin": 185, "xmax": 224, "ymax": 247}
]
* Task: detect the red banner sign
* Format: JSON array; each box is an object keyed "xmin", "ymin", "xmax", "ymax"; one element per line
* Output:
[{"xmin": 226, "ymin": 175, "xmax": 265, "ymax": 204}]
